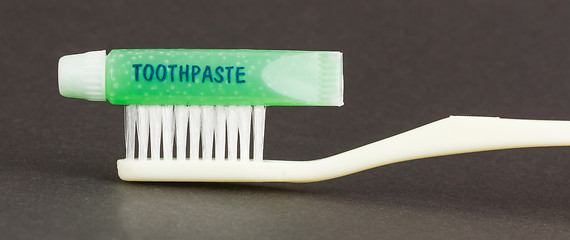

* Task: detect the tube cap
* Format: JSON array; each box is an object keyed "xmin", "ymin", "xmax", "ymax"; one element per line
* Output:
[{"xmin": 58, "ymin": 50, "xmax": 106, "ymax": 101}]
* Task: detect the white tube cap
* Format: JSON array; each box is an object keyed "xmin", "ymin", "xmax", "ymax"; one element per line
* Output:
[{"xmin": 58, "ymin": 50, "xmax": 107, "ymax": 101}]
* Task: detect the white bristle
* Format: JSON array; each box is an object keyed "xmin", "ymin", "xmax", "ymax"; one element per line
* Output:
[
  {"xmin": 149, "ymin": 106, "xmax": 162, "ymax": 161},
  {"xmin": 237, "ymin": 106, "xmax": 252, "ymax": 161},
  {"xmin": 125, "ymin": 105, "xmax": 266, "ymax": 162},
  {"xmin": 201, "ymin": 106, "xmax": 215, "ymax": 161},
  {"xmin": 226, "ymin": 106, "xmax": 239, "ymax": 161},
  {"xmin": 174, "ymin": 106, "xmax": 189, "ymax": 160},
  {"xmin": 252, "ymin": 106, "xmax": 266, "ymax": 161},
  {"xmin": 137, "ymin": 106, "xmax": 149, "ymax": 160},
  {"xmin": 161, "ymin": 106, "xmax": 174, "ymax": 160},
  {"xmin": 215, "ymin": 106, "xmax": 227, "ymax": 161},
  {"xmin": 189, "ymin": 106, "xmax": 201, "ymax": 161},
  {"xmin": 125, "ymin": 105, "xmax": 137, "ymax": 159}
]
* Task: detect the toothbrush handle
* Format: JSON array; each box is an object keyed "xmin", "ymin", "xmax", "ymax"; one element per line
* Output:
[{"xmin": 321, "ymin": 116, "xmax": 570, "ymax": 179}]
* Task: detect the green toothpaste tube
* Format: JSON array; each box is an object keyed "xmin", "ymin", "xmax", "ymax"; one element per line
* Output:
[{"xmin": 59, "ymin": 49, "xmax": 343, "ymax": 106}]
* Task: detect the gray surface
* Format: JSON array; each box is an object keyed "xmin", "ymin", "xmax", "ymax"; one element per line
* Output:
[{"xmin": 1, "ymin": 0, "xmax": 569, "ymax": 239}]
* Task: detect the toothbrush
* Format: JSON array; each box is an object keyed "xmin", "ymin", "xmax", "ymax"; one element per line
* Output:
[
  {"xmin": 116, "ymin": 115, "xmax": 570, "ymax": 182},
  {"xmin": 59, "ymin": 50, "xmax": 570, "ymax": 183}
]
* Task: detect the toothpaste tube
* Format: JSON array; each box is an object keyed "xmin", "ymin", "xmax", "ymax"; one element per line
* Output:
[{"xmin": 58, "ymin": 49, "xmax": 343, "ymax": 106}]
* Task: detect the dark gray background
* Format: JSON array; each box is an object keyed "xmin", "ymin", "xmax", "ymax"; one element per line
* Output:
[{"xmin": 1, "ymin": 0, "xmax": 569, "ymax": 239}]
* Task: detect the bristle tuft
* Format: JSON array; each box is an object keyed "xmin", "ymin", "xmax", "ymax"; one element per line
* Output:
[
  {"xmin": 201, "ymin": 106, "xmax": 215, "ymax": 161},
  {"xmin": 253, "ymin": 106, "xmax": 266, "ymax": 161},
  {"xmin": 226, "ymin": 106, "xmax": 239, "ymax": 161},
  {"xmin": 137, "ymin": 106, "xmax": 150, "ymax": 160},
  {"xmin": 161, "ymin": 106, "xmax": 174, "ymax": 160},
  {"xmin": 237, "ymin": 106, "xmax": 252, "ymax": 161},
  {"xmin": 125, "ymin": 105, "xmax": 137, "ymax": 159},
  {"xmin": 189, "ymin": 106, "xmax": 201, "ymax": 161},
  {"xmin": 215, "ymin": 106, "xmax": 227, "ymax": 161},
  {"xmin": 149, "ymin": 106, "xmax": 162, "ymax": 161},
  {"xmin": 174, "ymin": 106, "xmax": 189, "ymax": 160}
]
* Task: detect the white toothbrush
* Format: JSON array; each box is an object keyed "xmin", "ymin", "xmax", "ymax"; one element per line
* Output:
[{"xmin": 118, "ymin": 111, "xmax": 570, "ymax": 182}]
